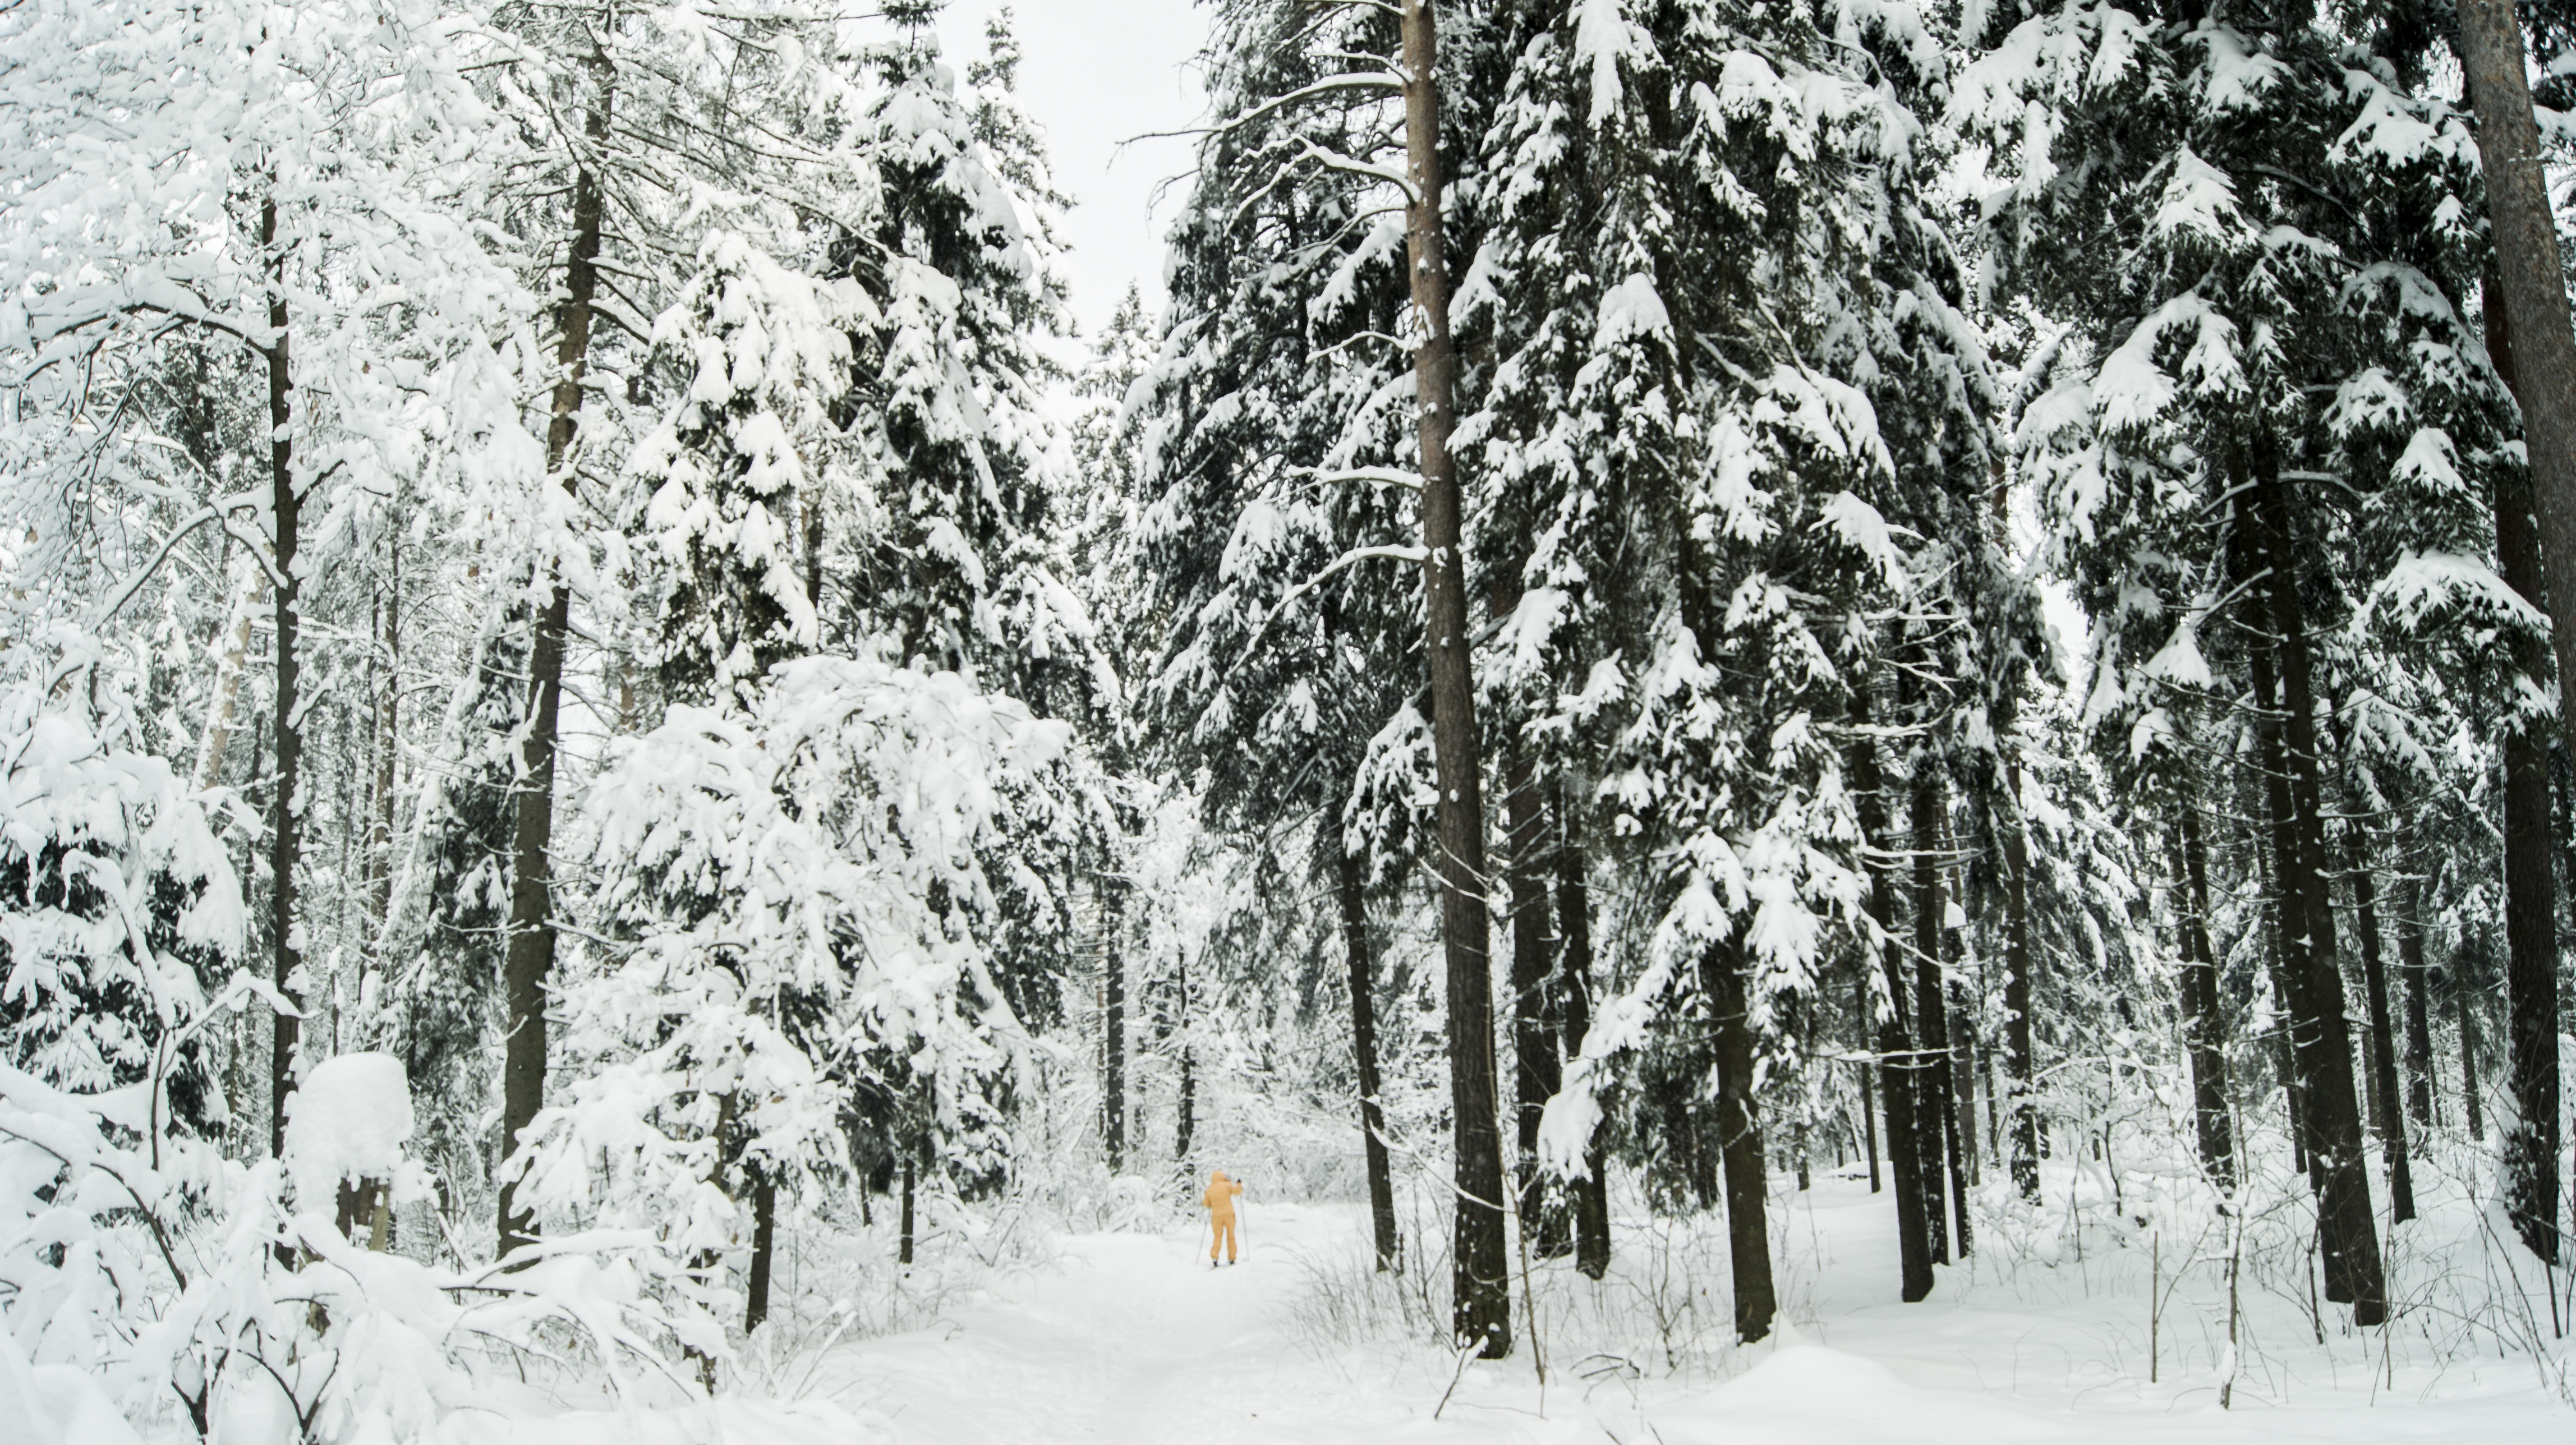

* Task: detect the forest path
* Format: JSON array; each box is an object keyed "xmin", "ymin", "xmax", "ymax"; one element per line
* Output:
[
  {"xmin": 798, "ymin": 1186, "xmax": 2567, "ymax": 1445},
  {"xmin": 803, "ymin": 1200, "xmax": 1451, "ymax": 1445}
]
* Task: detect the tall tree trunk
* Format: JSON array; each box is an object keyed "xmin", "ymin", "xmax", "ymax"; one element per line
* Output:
[
  {"xmin": 2399, "ymin": 849, "xmax": 2436, "ymax": 1131},
  {"xmin": 1176, "ymin": 954, "xmax": 1195, "ymax": 1161},
  {"xmin": 2175, "ymin": 808, "xmax": 2237, "ymax": 1189},
  {"xmin": 1102, "ymin": 878, "xmax": 1126, "ymax": 1173},
  {"xmin": 2242, "ymin": 449, "xmax": 2388, "ymax": 1324},
  {"xmin": 1503, "ymin": 739, "xmax": 1565, "ymax": 1254},
  {"xmin": 1399, "ymin": 0, "xmax": 1508, "ymax": 1358},
  {"xmin": 1336, "ymin": 840, "xmax": 1401, "ymax": 1272},
  {"xmin": 1912, "ymin": 774, "xmax": 1967, "ymax": 1256},
  {"xmin": 745, "ymin": 1170, "xmax": 777, "ymax": 1334},
  {"xmin": 899, "ymin": 1154, "xmax": 916, "ymax": 1265},
  {"xmin": 367, "ymin": 544, "xmax": 400, "ymax": 932},
  {"xmin": 262, "ymin": 192, "xmax": 304, "ymax": 1166},
  {"xmin": 2342, "ymin": 820, "xmax": 2417, "ymax": 1222},
  {"xmin": 2459, "ymin": 981, "xmax": 2487, "ymax": 1142},
  {"xmin": 1857, "ymin": 967, "xmax": 1884, "ymax": 1194},
  {"xmin": 1999, "ymin": 763, "xmax": 2041, "ymax": 1200},
  {"xmin": 2255, "ymin": 840, "xmax": 2313, "ymax": 1181},
  {"xmin": 2456, "ymin": 0, "xmax": 2576, "ymax": 748},
  {"xmin": 1704, "ymin": 932, "xmax": 1777, "ymax": 1342},
  {"xmin": 1950, "ymin": 974, "xmax": 1980, "ymax": 1195},
  {"xmin": 500, "ymin": 85, "xmax": 613, "ymax": 1258},
  {"xmin": 1941, "ymin": 820, "xmax": 1980, "ymax": 1189},
  {"xmin": 2477, "ymin": 270, "xmax": 2565, "ymax": 1265},
  {"xmin": 1852, "ymin": 696, "xmax": 1935, "ymax": 1300},
  {"xmin": 804, "ymin": 489, "xmax": 824, "ymax": 615},
  {"xmin": 1554, "ymin": 781, "xmax": 1611, "ymax": 1280}
]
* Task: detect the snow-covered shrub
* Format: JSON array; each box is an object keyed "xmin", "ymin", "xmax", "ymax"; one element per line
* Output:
[
  {"xmin": 516, "ymin": 650, "xmax": 1082, "ymax": 1345},
  {"xmin": 1, "ymin": 703, "xmax": 707, "ymax": 1441},
  {"xmin": 0, "ymin": 706, "xmax": 243, "ymax": 1124},
  {"xmin": 1, "ymin": 700, "xmax": 245, "ymax": 1382}
]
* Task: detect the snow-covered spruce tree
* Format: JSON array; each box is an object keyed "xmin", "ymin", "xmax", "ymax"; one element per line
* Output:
[
  {"xmin": 1957, "ymin": 0, "xmax": 2534, "ymax": 1318},
  {"xmin": 1810, "ymin": 0, "xmax": 2039, "ymax": 1275},
  {"xmin": 632, "ymin": 233, "xmax": 863, "ymax": 706},
  {"xmin": 1140, "ymin": 0, "xmax": 1464, "ymax": 1276},
  {"xmin": 835, "ymin": 9, "xmax": 1081, "ymax": 690},
  {"xmin": 1475, "ymin": 0, "xmax": 1948, "ymax": 1336},
  {"xmin": 0, "ymin": 693, "xmax": 244, "ymax": 1140},
  {"xmin": 530, "ymin": 227, "xmax": 852, "ymax": 1342},
  {"xmin": 824, "ymin": 11, "xmax": 1109, "ymax": 1072}
]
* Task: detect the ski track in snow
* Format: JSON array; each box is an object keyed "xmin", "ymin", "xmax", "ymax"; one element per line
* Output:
[{"xmin": 780, "ymin": 1185, "xmax": 2569, "ymax": 1444}]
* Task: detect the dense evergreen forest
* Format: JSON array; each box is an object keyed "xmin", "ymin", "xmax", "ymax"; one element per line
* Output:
[{"xmin": 1, "ymin": 0, "xmax": 2571, "ymax": 1439}]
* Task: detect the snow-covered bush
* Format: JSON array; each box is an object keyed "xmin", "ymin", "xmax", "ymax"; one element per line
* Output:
[
  {"xmin": 0, "ymin": 703, "xmax": 708, "ymax": 1442},
  {"xmin": 516, "ymin": 650, "xmax": 1082, "ymax": 1343}
]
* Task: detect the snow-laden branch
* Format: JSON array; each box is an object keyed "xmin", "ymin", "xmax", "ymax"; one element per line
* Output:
[
  {"xmin": 1226, "ymin": 542, "xmax": 1428, "ymax": 679},
  {"xmin": 1292, "ymin": 464, "xmax": 1424, "ymax": 492}
]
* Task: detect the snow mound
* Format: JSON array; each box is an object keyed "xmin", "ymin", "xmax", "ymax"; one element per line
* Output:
[
  {"xmin": 284, "ymin": 1052, "xmax": 414, "ymax": 1209},
  {"xmin": 0, "ymin": 1330, "xmax": 141, "ymax": 1445}
]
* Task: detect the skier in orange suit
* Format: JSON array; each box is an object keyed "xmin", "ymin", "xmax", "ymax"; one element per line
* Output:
[{"xmin": 1202, "ymin": 1169, "xmax": 1245, "ymax": 1265}]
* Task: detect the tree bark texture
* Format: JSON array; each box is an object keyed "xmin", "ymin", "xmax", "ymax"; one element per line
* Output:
[
  {"xmin": 1851, "ymin": 698, "xmax": 1935, "ymax": 1300},
  {"xmin": 1857, "ymin": 968, "xmax": 1884, "ymax": 1194},
  {"xmin": 263, "ymin": 191, "xmax": 304, "ymax": 1166},
  {"xmin": 1703, "ymin": 933, "xmax": 1777, "ymax": 1342},
  {"xmin": 2241, "ymin": 453, "xmax": 2387, "ymax": 1324},
  {"xmin": 1503, "ymin": 739, "xmax": 1566, "ymax": 1255},
  {"xmin": 1176, "ymin": 954, "xmax": 1195, "ymax": 1161},
  {"xmin": 1940, "ymin": 822, "xmax": 1980, "ymax": 1190},
  {"xmin": 2399, "ymin": 855, "xmax": 2436, "ymax": 1131},
  {"xmin": 899, "ymin": 1154, "xmax": 916, "ymax": 1265},
  {"xmin": 1911, "ymin": 773, "xmax": 1965, "ymax": 1258},
  {"xmin": 2341, "ymin": 821, "xmax": 2416, "ymax": 1223},
  {"xmin": 2459, "ymin": 981, "xmax": 2487, "ymax": 1142},
  {"xmin": 194, "ymin": 559, "xmax": 266, "ymax": 795},
  {"xmin": 745, "ymin": 1171, "xmax": 777, "ymax": 1333},
  {"xmin": 1554, "ymin": 783, "xmax": 1612, "ymax": 1280},
  {"xmin": 1399, "ymin": 0, "xmax": 1509, "ymax": 1357},
  {"xmin": 2477, "ymin": 270, "xmax": 2564, "ymax": 1264},
  {"xmin": 2175, "ymin": 807, "xmax": 2236, "ymax": 1190},
  {"xmin": 500, "ymin": 84, "xmax": 613, "ymax": 1258},
  {"xmin": 1103, "ymin": 878, "xmax": 1128, "ymax": 1172},
  {"xmin": 2456, "ymin": 0, "xmax": 2576, "ymax": 752},
  {"xmin": 1336, "ymin": 841, "xmax": 1401, "ymax": 1272},
  {"xmin": 2000, "ymin": 764, "xmax": 2041, "ymax": 1200}
]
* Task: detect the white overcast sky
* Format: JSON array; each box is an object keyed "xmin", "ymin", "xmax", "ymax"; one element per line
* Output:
[{"xmin": 935, "ymin": 1, "xmax": 1212, "ymax": 339}]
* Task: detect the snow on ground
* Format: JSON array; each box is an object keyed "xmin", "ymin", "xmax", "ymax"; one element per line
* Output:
[{"xmin": 769, "ymin": 1173, "xmax": 2569, "ymax": 1444}]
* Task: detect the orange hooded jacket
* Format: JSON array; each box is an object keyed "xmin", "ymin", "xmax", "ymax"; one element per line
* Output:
[{"xmin": 1201, "ymin": 1170, "xmax": 1243, "ymax": 1222}]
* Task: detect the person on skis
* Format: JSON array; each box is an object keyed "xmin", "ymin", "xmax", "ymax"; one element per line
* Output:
[{"xmin": 1202, "ymin": 1168, "xmax": 1245, "ymax": 1266}]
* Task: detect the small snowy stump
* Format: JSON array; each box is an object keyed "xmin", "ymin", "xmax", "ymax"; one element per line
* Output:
[{"xmin": 284, "ymin": 1053, "xmax": 417, "ymax": 1246}]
